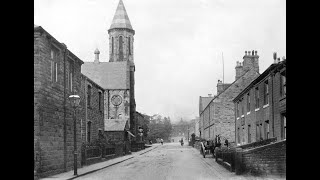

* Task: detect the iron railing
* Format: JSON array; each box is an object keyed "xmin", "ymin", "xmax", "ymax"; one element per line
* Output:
[
  {"xmin": 86, "ymin": 146, "xmax": 102, "ymax": 159},
  {"xmin": 216, "ymin": 148, "xmax": 236, "ymax": 171}
]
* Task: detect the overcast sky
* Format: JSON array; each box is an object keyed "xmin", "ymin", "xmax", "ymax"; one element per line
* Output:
[{"xmin": 34, "ymin": 0, "xmax": 286, "ymax": 123}]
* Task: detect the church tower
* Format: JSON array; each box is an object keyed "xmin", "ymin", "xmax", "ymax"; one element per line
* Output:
[
  {"xmin": 108, "ymin": 0, "xmax": 135, "ymax": 63},
  {"xmin": 108, "ymin": 0, "xmax": 136, "ymax": 133}
]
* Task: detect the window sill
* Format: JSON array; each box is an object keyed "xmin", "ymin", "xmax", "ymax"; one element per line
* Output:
[
  {"xmin": 279, "ymin": 96, "xmax": 286, "ymax": 101},
  {"xmin": 241, "ymin": 115, "xmax": 244, "ymax": 118},
  {"xmin": 263, "ymin": 104, "xmax": 269, "ymax": 108},
  {"xmin": 236, "ymin": 117, "xmax": 240, "ymax": 120},
  {"xmin": 247, "ymin": 112, "xmax": 251, "ymax": 115},
  {"xmin": 255, "ymin": 108, "xmax": 260, "ymax": 112}
]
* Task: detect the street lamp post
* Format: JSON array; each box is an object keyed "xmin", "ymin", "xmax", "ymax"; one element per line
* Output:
[{"xmin": 68, "ymin": 94, "xmax": 81, "ymax": 176}]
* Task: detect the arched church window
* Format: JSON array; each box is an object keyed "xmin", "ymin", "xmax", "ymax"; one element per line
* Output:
[
  {"xmin": 128, "ymin": 37, "xmax": 131, "ymax": 55},
  {"xmin": 119, "ymin": 36, "xmax": 123, "ymax": 61},
  {"xmin": 112, "ymin": 37, "xmax": 114, "ymax": 54}
]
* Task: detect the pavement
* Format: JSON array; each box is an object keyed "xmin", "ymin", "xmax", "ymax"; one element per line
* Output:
[
  {"xmin": 39, "ymin": 144, "xmax": 161, "ymax": 180},
  {"xmin": 72, "ymin": 143, "xmax": 283, "ymax": 180},
  {"xmin": 39, "ymin": 143, "xmax": 285, "ymax": 180}
]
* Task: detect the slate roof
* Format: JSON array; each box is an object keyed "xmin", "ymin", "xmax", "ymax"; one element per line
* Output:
[
  {"xmin": 81, "ymin": 61, "xmax": 129, "ymax": 90},
  {"xmin": 109, "ymin": 0, "xmax": 133, "ymax": 30},
  {"xmin": 201, "ymin": 69, "xmax": 260, "ymax": 113},
  {"xmin": 233, "ymin": 60, "xmax": 286, "ymax": 102},
  {"xmin": 104, "ymin": 119, "xmax": 129, "ymax": 131}
]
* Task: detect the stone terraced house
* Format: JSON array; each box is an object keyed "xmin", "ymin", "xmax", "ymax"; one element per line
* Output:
[
  {"xmin": 34, "ymin": 25, "xmax": 84, "ymax": 177},
  {"xmin": 233, "ymin": 58, "xmax": 286, "ymax": 145},
  {"xmin": 232, "ymin": 57, "xmax": 286, "ymax": 177},
  {"xmin": 199, "ymin": 50, "xmax": 260, "ymax": 144},
  {"xmin": 34, "ymin": 25, "xmax": 107, "ymax": 178}
]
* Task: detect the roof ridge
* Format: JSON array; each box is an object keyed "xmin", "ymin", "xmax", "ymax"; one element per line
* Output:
[
  {"xmin": 233, "ymin": 62, "xmax": 284, "ymax": 102},
  {"xmin": 201, "ymin": 69, "xmax": 258, "ymax": 112}
]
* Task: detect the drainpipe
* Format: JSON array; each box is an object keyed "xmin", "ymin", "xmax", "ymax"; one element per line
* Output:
[
  {"xmin": 63, "ymin": 45, "xmax": 67, "ymax": 171},
  {"xmin": 234, "ymin": 103, "xmax": 236, "ymax": 145},
  {"xmin": 107, "ymin": 90, "xmax": 110, "ymax": 119},
  {"xmin": 271, "ymin": 72, "xmax": 275, "ymax": 138},
  {"xmin": 85, "ymin": 77, "xmax": 88, "ymax": 142},
  {"xmin": 208, "ymin": 105, "xmax": 210, "ymax": 139}
]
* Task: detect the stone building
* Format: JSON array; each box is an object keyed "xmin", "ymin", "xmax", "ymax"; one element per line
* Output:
[
  {"xmin": 79, "ymin": 74, "xmax": 105, "ymax": 144},
  {"xmin": 134, "ymin": 111, "xmax": 149, "ymax": 142},
  {"xmin": 81, "ymin": 0, "xmax": 136, "ymax": 146},
  {"xmin": 233, "ymin": 58, "xmax": 286, "ymax": 145},
  {"xmin": 232, "ymin": 57, "xmax": 286, "ymax": 177},
  {"xmin": 34, "ymin": 25, "xmax": 84, "ymax": 177},
  {"xmin": 199, "ymin": 50, "xmax": 260, "ymax": 144},
  {"xmin": 198, "ymin": 95, "xmax": 214, "ymax": 137},
  {"xmin": 194, "ymin": 117, "xmax": 200, "ymax": 137}
]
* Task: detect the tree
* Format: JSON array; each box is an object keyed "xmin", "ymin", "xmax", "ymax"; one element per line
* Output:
[{"xmin": 146, "ymin": 114, "xmax": 173, "ymax": 142}]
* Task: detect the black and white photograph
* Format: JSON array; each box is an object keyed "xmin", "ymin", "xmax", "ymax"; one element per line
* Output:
[{"xmin": 34, "ymin": 0, "xmax": 286, "ymax": 179}]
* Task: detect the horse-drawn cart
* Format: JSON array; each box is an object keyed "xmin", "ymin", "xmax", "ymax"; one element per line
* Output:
[{"xmin": 200, "ymin": 141, "xmax": 214, "ymax": 158}]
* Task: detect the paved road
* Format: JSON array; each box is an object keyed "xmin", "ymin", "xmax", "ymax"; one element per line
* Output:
[{"xmin": 75, "ymin": 143, "xmax": 262, "ymax": 180}]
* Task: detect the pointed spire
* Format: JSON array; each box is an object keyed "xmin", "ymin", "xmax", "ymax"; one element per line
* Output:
[{"xmin": 109, "ymin": 0, "xmax": 133, "ymax": 30}]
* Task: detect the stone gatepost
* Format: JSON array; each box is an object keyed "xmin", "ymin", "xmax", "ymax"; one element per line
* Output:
[{"xmin": 235, "ymin": 147, "xmax": 244, "ymax": 175}]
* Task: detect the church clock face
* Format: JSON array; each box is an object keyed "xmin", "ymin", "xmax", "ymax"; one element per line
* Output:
[{"xmin": 111, "ymin": 95, "xmax": 122, "ymax": 106}]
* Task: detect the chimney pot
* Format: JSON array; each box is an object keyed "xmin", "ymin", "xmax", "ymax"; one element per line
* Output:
[
  {"xmin": 277, "ymin": 58, "xmax": 280, "ymax": 63},
  {"xmin": 273, "ymin": 52, "xmax": 277, "ymax": 60},
  {"xmin": 252, "ymin": 50, "xmax": 254, "ymax": 55},
  {"xmin": 245, "ymin": 51, "xmax": 247, "ymax": 56},
  {"xmin": 248, "ymin": 51, "xmax": 251, "ymax": 55},
  {"xmin": 255, "ymin": 51, "xmax": 257, "ymax": 55}
]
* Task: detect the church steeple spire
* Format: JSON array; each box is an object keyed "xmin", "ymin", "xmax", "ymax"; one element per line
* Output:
[
  {"xmin": 108, "ymin": 0, "xmax": 135, "ymax": 63},
  {"xmin": 109, "ymin": 0, "xmax": 133, "ymax": 31}
]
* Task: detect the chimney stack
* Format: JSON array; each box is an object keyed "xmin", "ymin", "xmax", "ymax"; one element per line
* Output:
[
  {"xmin": 217, "ymin": 80, "xmax": 224, "ymax": 94},
  {"xmin": 94, "ymin": 48, "xmax": 100, "ymax": 63}
]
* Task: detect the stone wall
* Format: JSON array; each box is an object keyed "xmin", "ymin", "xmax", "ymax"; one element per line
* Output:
[
  {"xmin": 34, "ymin": 27, "xmax": 83, "ymax": 178},
  {"xmin": 104, "ymin": 131, "xmax": 124, "ymax": 143},
  {"xmin": 236, "ymin": 140, "xmax": 286, "ymax": 177},
  {"xmin": 108, "ymin": 29, "xmax": 134, "ymax": 62},
  {"xmin": 79, "ymin": 75, "xmax": 105, "ymax": 143}
]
